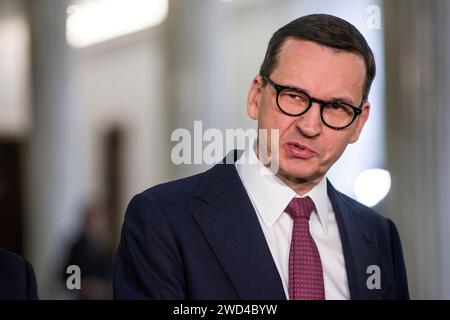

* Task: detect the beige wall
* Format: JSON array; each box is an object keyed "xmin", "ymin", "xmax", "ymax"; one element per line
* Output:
[{"xmin": 0, "ymin": 0, "xmax": 30, "ymax": 137}]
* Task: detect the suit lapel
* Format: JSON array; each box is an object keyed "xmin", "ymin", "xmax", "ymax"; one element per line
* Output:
[
  {"xmin": 327, "ymin": 181, "xmax": 382, "ymax": 299},
  {"xmin": 190, "ymin": 158, "xmax": 383, "ymax": 300},
  {"xmin": 192, "ymin": 162, "xmax": 286, "ymax": 300}
]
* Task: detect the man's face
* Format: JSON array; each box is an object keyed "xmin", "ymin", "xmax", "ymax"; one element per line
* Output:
[{"xmin": 247, "ymin": 38, "xmax": 370, "ymax": 186}]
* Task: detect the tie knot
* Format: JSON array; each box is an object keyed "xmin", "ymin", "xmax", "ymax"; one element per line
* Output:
[{"xmin": 285, "ymin": 197, "xmax": 315, "ymax": 220}]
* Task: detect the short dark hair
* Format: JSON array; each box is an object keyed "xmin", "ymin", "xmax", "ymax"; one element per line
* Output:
[{"xmin": 259, "ymin": 14, "xmax": 376, "ymax": 101}]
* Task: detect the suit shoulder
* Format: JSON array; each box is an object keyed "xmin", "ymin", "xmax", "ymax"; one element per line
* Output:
[
  {"xmin": 143, "ymin": 171, "xmax": 205, "ymax": 200},
  {"xmin": 0, "ymin": 248, "xmax": 26, "ymax": 266},
  {"xmin": 124, "ymin": 170, "xmax": 207, "ymax": 222},
  {"xmin": 336, "ymin": 191, "xmax": 393, "ymax": 229},
  {"xmin": 0, "ymin": 248, "xmax": 38, "ymax": 300}
]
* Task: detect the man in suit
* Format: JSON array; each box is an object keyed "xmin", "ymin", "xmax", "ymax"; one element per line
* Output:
[
  {"xmin": 114, "ymin": 14, "xmax": 409, "ymax": 300},
  {"xmin": 0, "ymin": 248, "xmax": 38, "ymax": 299}
]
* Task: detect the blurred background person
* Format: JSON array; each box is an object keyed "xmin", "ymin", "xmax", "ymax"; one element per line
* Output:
[{"xmin": 60, "ymin": 202, "xmax": 113, "ymax": 300}]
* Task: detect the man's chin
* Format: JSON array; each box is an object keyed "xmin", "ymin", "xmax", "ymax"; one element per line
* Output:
[
  {"xmin": 276, "ymin": 165, "xmax": 321, "ymax": 184},
  {"xmin": 278, "ymin": 158, "xmax": 315, "ymax": 174}
]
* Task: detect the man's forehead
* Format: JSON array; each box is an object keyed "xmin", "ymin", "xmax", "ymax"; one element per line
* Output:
[
  {"xmin": 274, "ymin": 38, "xmax": 366, "ymax": 102},
  {"xmin": 277, "ymin": 38, "xmax": 364, "ymax": 67}
]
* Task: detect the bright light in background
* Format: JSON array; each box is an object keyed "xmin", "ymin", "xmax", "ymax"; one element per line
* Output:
[
  {"xmin": 355, "ymin": 169, "xmax": 391, "ymax": 207},
  {"xmin": 66, "ymin": 0, "xmax": 169, "ymax": 48}
]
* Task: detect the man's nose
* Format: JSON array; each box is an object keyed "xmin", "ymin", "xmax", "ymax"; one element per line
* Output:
[{"xmin": 295, "ymin": 102, "xmax": 322, "ymax": 138}]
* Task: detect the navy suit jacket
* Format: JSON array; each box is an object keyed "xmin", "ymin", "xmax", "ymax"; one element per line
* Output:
[
  {"xmin": 114, "ymin": 155, "xmax": 409, "ymax": 300},
  {"xmin": 0, "ymin": 248, "xmax": 38, "ymax": 300}
]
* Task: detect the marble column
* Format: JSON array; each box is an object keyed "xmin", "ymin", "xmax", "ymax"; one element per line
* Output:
[
  {"xmin": 26, "ymin": 0, "xmax": 82, "ymax": 298},
  {"xmin": 166, "ymin": 0, "xmax": 233, "ymax": 177},
  {"xmin": 384, "ymin": 0, "xmax": 450, "ymax": 299}
]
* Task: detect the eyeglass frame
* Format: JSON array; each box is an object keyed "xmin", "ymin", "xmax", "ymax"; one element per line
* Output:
[{"xmin": 261, "ymin": 74, "xmax": 364, "ymax": 130}]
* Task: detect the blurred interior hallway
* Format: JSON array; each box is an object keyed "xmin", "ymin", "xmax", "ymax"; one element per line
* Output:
[{"xmin": 0, "ymin": 0, "xmax": 449, "ymax": 298}]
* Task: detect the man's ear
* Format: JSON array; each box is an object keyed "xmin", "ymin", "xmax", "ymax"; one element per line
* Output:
[
  {"xmin": 247, "ymin": 75, "xmax": 264, "ymax": 120},
  {"xmin": 350, "ymin": 102, "xmax": 370, "ymax": 144}
]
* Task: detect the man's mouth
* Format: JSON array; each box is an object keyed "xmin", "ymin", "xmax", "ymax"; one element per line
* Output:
[{"xmin": 285, "ymin": 142, "xmax": 317, "ymax": 159}]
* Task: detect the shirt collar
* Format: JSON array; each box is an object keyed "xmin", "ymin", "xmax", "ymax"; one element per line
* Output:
[
  {"xmin": 299, "ymin": 174, "xmax": 329, "ymax": 234},
  {"xmin": 235, "ymin": 142, "xmax": 330, "ymax": 234}
]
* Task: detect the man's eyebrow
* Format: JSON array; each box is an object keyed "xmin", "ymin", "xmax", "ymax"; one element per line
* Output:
[
  {"xmin": 284, "ymin": 82, "xmax": 359, "ymax": 106},
  {"xmin": 328, "ymin": 96, "xmax": 359, "ymax": 106}
]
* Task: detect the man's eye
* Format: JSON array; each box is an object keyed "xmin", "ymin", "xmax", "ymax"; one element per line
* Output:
[
  {"xmin": 288, "ymin": 94, "xmax": 302, "ymax": 100},
  {"xmin": 328, "ymin": 102, "xmax": 346, "ymax": 110},
  {"xmin": 283, "ymin": 91, "xmax": 307, "ymax": 101}
]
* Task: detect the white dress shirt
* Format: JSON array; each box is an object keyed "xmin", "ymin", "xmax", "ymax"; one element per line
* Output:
[{"xmin": 235, "ymin": 144, "xmax": 350, "ymax": 300}]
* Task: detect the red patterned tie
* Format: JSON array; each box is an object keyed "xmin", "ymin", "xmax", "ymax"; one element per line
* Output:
[{"xmin": 285, "ymin": 197, "xmax": 325, "ymax": 300}]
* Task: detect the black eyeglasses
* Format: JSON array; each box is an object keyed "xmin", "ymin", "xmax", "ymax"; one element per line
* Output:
[{"xmin": 262, "ymin": 74, "xmax": 364, "ymax": 130}]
